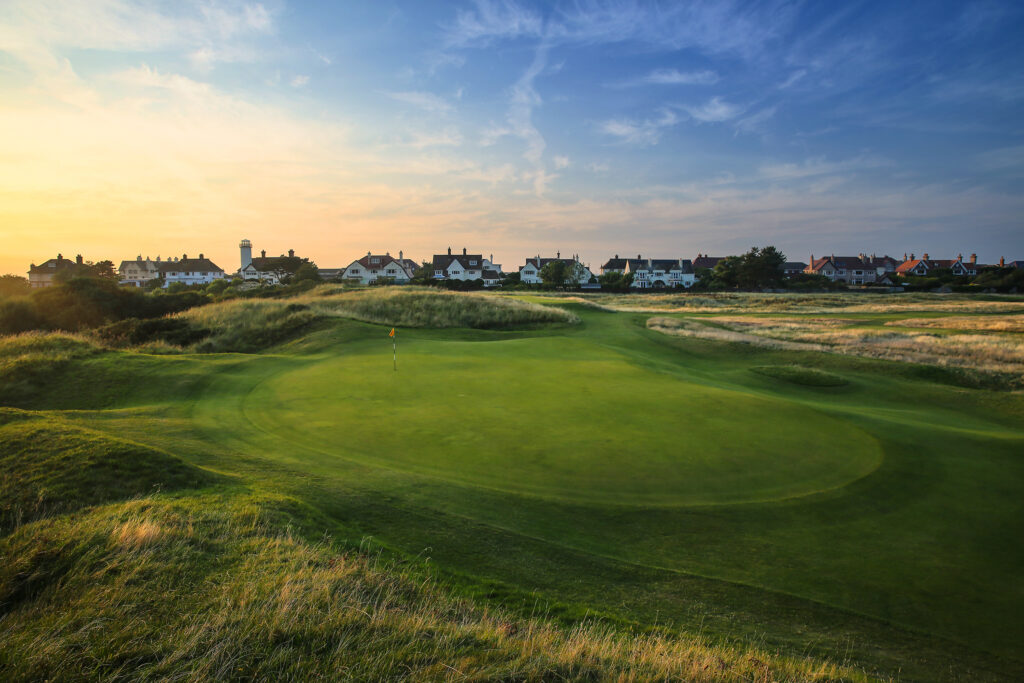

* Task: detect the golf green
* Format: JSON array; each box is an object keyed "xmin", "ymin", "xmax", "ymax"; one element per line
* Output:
[{"xmin": 234, "ymin": 337, "xmax": 882, "ymax": 504}]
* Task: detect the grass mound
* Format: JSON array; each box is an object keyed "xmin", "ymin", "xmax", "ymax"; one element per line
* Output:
[
  {"xmin": 178, "ymin": 300, "xmax": 320, "ymax": 353},
  {"xmin": 750, "ymin": 365, "xmax": 850, "ymax": 387},
  {"xmin": 0, "ymin": 333, "xmax": 102, "ymax": 405},
  {"xmin": 314, "ymin": 287, "xmax": 578, "ymax": 329},
  {"xmin": 0, "ymin": 492, "xmax": 855, "ymax": 681},
  {"xmin": 0, "ymin": 416, "xmax": 216, "ymax": 531}
]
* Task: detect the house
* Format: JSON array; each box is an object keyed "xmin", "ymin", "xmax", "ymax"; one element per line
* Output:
[
  {"xmin": 519, "ymin": 253, "xmax": 595, "ymax": 285},
  {"xmin": 28, "ymin": 253, "xmax": 80, "ymax": 288},
  {"xmin": 431, "ymin": 247, "xmax": 502, "ymax": 285},
  {"xmin": 895, "ymin": 253, "xmax": 981, "ymax": 277},
  {"xmin": 600, "ymin": 255, "xmax": 633, "ymax": 274},
  {"xmin": 118, "ymin": 256, "xmax": 161, "ymax": 287},
  {"xmin": 340, "ymin": 251, "xmax": 419, "ymax": 284},
  {"xmin": 782, "ymin": 262, "xmax": 807, "ymax": 278},
  {"xmin": 805, "ymin": 254, "xmax": 893, "ymax": 285},
  {"xmin": 628, "ymin": 258, "xmax": 696, "ymax": 289},
  {"xmin": 1007, "ymin": 260, "xmax": 1024, "ymax": 269},
  {"xmin": 693, "ymin": 254, "xmax": 725, "ymax": 271},
  {"xmin": 238, "ymin": 240, "xmax": 310, "ymax": 285},
  {"xmin": 159, "ymin": 254, "xmax": 225, "ymax": 287}
]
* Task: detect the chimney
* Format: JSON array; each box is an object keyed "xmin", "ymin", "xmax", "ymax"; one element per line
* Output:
[
  {"xmin": 76, "ymin": 254, "xmax": 83, "ymax": 265},
  {"xmin": 183, "ymin": 253, "xmax": 188, "ymax": 260},
  {"xmin": 57, "ymin": 253, "xmax": 63, "ymax": 261},
  {"xmin": 448, "ymin": 247, "xmax": 451, "ymax": 255},
  {"xmin": 261, "ymin": 250, "xmax": 266, "ymax": 258},
  {"xmin": 137, "ymin": 255, "xmax": 142, "ymax": 261},
  {"xmin": 199, "ymin": 253, "xmax": 204, "ymax": 259},
  {"xmin": 810, "ymin": 254, "xmax": 814, "ymax": 265},
  {"xmin": 970, "ymin": 253, "xmax": 977, "ymax": 264},
  {"xmin": 923, "ymin": 253, "xmax": 929, "ymax": 260},
  {"xmin": 903, "ymin": 252, "xmax": 908, "ymax": 260},
  {"xmin": 1000, "ymin": 256, "xmax": 1005, "ymax": 267},
  {"xmin": 399, "ymin": 250, "xmax": 403, "ymax": 260},
  {"xmin": 637, "ymin": 254, "xmax": 642, "ymax": 259},
  {"xmin": 557, "ymin": 250, "xmax": 560, "ymax": 258},
  {"xmin": 288, "ymin": 249, "xmax": 294, "ymax": 258},
  {"xmin": 910, "ymin": 253, "xmax": 915, "ymax": 260},
  {"xmin": 615, "ymin": 254, "xmax": 619, "ymax": 259},
  {"xmin": 462, "ymin": 247, "xmax": 467, "ymax": 255}
]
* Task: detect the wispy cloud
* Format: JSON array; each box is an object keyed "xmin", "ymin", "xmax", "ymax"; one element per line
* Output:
[
  {"xmin": 444, "ymin": 0, "xmax": 543, "ymax": 47},
  {"xmin": 382, "ymin": 90, "xmax": 454, "ymax": 113},
  {"xmin": 683, "ymin": 97, "xmax": 742, "ymax": 122},
  {"xmin": 553, "ymin": 155, "xmax": 570, "ymax": 169},
  {"xmin": 600, "ymin": 109, "xmax": 680, "ymax": 145},
  {"xmin": 290, "ymin": 74, "xmax": 310, "ymax": 88},
  {"xmin": 611, "ymin": 68, "xmax": 719, "ymax": 88},
  {"xmin": 734, "ymin": 106, "xmax": 776, "ymax": 136}
]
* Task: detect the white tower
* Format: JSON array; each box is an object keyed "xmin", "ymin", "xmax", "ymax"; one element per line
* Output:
[{"xmin": 240, "ymin": 239, "xmax": 252, "ymax": 270}]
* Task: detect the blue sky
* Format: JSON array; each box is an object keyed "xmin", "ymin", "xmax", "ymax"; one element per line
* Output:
[{"xmin": 1, "ymin": 0, "xmax": 1022, "ymax": 274}]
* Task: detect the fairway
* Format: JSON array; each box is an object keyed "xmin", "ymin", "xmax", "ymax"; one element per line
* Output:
[
  {"xmin": 228, "ymin": 338, "xmax": 882, "ymax": 504},
  {"xmin": 7, "ymin": 292, "xmax": 1024, "ymax": 681}
]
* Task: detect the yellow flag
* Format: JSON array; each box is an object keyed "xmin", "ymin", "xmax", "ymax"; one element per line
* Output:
[{"xmin": 389, "ymin": 328, "xmax": 395, "ymax": 337}]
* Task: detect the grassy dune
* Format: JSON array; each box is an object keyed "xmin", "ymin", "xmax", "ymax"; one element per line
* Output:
[
  {"xmin": 2, "ymin": 290, "xmax": 1023, "ymax": 681},
  {"xmin": 0, "ymin": 413, "xmax": 855, "ymax": 682}
]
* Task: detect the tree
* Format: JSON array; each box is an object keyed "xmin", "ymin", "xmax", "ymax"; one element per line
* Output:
[
  {"xmin": 598, "ymin": 271, "xmax": 633, "ymax": 291},
  {"xmin": 292, "ymin": 262, "xmax": 322, "ymax": 284},
  {"xmin": 539, "ymin": 260, "xmax": 570, "ymax": 287},
  {"xmin": 0, "ymin": 274, "xmax": 30, "ymax": 298},
  {"xmin": 706, "ymin": 247, "xmax": 786, "ymax": 290}
]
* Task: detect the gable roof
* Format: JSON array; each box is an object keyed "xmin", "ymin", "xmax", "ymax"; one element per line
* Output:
[
  {"xmin": 158, "ymin": 257, "xmax": 223, "ymax": 274},
  {"xmin": 432, "ymin": 253, "xmax": 486, "ymax": 274},
  {"xmin": 631, "ymin": 258, "xmax": 694, "ymax": 273},
  {"xmin": 29, "ymin": 256, "xmax": 77, "ymax": 273},
  {"xmin": 521, "ymin": 257, "xmax": 580, "ymax": 271},
  {"xmin": 692, "ymin": 255, "xmax": 724, "ymax": 270},
  {"xmin": 782, "ymin": 261, "xmax": 807, "ymax": 271}
]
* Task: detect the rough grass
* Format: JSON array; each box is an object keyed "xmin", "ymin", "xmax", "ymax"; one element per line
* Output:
[
  {"xmin": 580, "ymin": 291, "xmax": 1024, "ymax": 315},
  {"xmin": 178, "ymin": 300, "xmax": 319, "ymax": 353},
  {"xmin": 749, "ymin": 365, "xmax": 849, "ymax": 387},
  {"xmin": 310, "ymin": 287, "xmax": 579, "ymax": 329},
  {"xmin": 0, "ymin": 333, "xmax": 102, "ymax": 404},
  {"xmin": 0, "ymin": 492, "xmax": 861, "ymax": 682},
  {"xmin": 649, "ymin": 314, "xmax": 1024, "ymax": 385},
  {"xmin": 0, "ymin": 412, "xmax": 216, "ymax": 532}
]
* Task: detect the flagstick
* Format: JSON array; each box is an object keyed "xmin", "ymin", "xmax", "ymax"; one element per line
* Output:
[{"xmin": 393, "ymin": 335, "xmax": 397, "ymax": 372}]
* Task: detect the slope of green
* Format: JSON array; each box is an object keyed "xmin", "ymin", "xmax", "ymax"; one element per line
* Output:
[{"xmin": 2, "ymin": 291, "xmax": 1022, "ymax": 681}]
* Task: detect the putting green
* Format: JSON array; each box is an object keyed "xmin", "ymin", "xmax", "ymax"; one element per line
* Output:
[{"xmin": 229, "ymin": 336, "xmax": 882, "ymax": 504}]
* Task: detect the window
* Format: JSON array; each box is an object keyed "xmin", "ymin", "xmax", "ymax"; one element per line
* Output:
[
  {"xmin": 854, "ymin": 270, "xmax": 863, "ymax": 275},
  {"xmin": 470, "ymin": 260, "xmax": 478, "ymax": 265},
  {"xmin": 371, "ymin": 257, "xmax": 380, "ymax": 264}
]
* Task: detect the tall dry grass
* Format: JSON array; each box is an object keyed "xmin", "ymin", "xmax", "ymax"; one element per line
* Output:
[
  {"xmin": 649, "ymin": 315, "xmax": 1024, "ymax": 379},
  {"xmin": 587, "ymin": 292, "xmax": 1024, "ymax": 315},
  {"xmin": 0, "ymin": 494, "xmax": 862, "ymax": 681}
]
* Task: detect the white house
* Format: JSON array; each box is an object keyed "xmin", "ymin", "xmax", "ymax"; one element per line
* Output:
[
  {"xmin": 431, "ymin": 247, "xmax": 502, "ymax": 286},
  {"xmin": 159, "ymin": 254, "xmax": 225, "ymax": 287},
  {"xmin": 628, "ymin": 258, "xmax": 696, "ymax": 289},
  {"xmin": 118, "ymin": 256, "xmax": 161, "ymax": 287},
  {"xmin": 341, "ymin": 251, "xmax": 419, "ymax": 284},
  {"xmin": 238, "ymin": 240, "xmax": 310, "ymax": 285},
  {"xmin": 519, "ymin": 253, "xmax": 595, "ymax": 285}
]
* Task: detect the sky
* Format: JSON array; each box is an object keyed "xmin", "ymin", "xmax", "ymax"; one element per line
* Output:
[{"xmin": 1, "ymin": 0, "xmax": 1023, "ymax": 276}]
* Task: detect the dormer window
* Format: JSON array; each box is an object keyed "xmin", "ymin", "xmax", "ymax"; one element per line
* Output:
[
  {"xmin": 371, "ymin": 257, "xmax": 380, "ymax": 264},
  {"xmin": 470, "ymin": 260, "xmax": 477, "ymax": 265}
]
